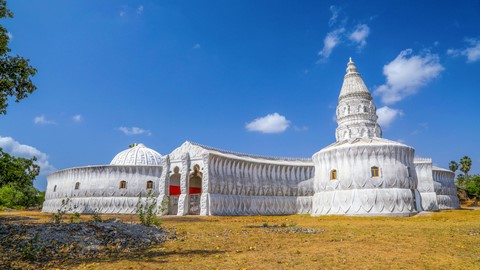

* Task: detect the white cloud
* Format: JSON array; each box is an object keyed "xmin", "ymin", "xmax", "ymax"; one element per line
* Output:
[
  {"xmin": 376, "ymin": 106, "xmax": 403, "ymax": 128},
  {"xmin": 318, "ymin": 28, "xmax": 345, "ymax": 59},
  {"xmin": 72, "ymin": 114, "xmax": 82, "ymax": 122},
  {"xmin": 136, "ymin": 5, "xmax": 144, "ymax": 15},
  {"xmin": 0, "ymin": 136, "xmax": 56, "ymax": 175},
  {"xmin": 318, "ymin": 6, "xmax": 371, "ymax": 61},
  {"xmin": 374, "ymin": 49, "xmax": 444, "ymax": 105},
  {"xmin": 193, "ymin": 43, "xmax": 201, "ymax": 49},
  {"xmin": 34, "ymin": 115, "xmax": 56, "ymax": 125},
  {"xmin": 245, "ymin": 113, "xmax": 290, "ymax": 134},
  {"xmin": 328, "ymin": 5, "xmax": 341, "ymax": 26},
  {"xmin": 6, "ymin": 32, "xmax": 12, "ymax": 40},
  {"xmin": 447, "ymin": 38, "xmax": 480, "ymax": 63},
  {"xmin": 119, "ymin": 126, "xmax": 152, "ymax": 136},
  {"xmin": 349, "ymin": 24, "xmax": 370, "ymax": 48},
  {"xmin": 119, "ymin": 10, "xmax": 126, "ymax": 17}
]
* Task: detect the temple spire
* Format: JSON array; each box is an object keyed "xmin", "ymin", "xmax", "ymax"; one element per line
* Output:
[{"xmin": 335, "ymin": 59, "xmax": 382, "ymax": 141}]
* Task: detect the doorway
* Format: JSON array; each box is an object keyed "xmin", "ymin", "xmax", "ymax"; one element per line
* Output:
[{"xmin": 188, "ymin": 164, "xmax": 202, "ymax": 215}]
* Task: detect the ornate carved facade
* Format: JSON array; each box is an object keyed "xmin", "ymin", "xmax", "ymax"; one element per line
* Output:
[{"xmin": 43, "ymin": 59, "xmax": 460, "ymax": 216}]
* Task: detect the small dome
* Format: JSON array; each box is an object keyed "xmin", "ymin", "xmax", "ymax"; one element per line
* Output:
[{"xmin": 110, "ymin": 143, "xmax": 162, "ymax": 166}]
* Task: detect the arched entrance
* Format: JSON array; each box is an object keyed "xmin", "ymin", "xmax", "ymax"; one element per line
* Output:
[
  {"xmin": 169, "ymin": 166, "xmax": 181, "ymax": 215},
  {"xmin": 188, "ymin": 164, "xmax": 202, "ymax": 215}
]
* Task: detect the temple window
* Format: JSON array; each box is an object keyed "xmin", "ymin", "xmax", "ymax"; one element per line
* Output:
[
  {"xmin": 75, "ymin": 182, "xmax": 80, "ymax": 190},
  {"xmin": 146, "ymin": 181, "xmax": 154, "ymax": 189},
  {"xmin": 371, "ymin": 166, "xmax": 380, "ymax": 177},
  {"xmin": 330, "ymin": 169, "xmax": 337, "ymax": 180},
  {"xmin": 119, "ymin": 181, "xmax": 127, "ymax": 189},
  {"xmin": 53, "ymin": 185, "xmax": 57, "ymax": 192}
]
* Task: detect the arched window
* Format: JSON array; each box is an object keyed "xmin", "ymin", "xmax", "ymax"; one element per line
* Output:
[
  {"xmin": 371, "ymin": 166, "xmax": 380, "ymax": 177},
  {"xmin": 330, "ymin": 169, "xmax": 337, "ymax": 180},
  {"xmin": 119, "ymin": 181, "xmax": 127, "ymax": 189},
  {"xmin": 146, "ymin": 181, "xmax": 154, "ymax": 189},
  {"xmin": 75, "ymin": 182, "xmax": 80, "ymax": 190},
  {"xmin": 53, "ymin": 185, "xmax": 57, "ymax": 192}
]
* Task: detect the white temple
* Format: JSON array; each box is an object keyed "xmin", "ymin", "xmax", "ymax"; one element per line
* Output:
[{"xmin": 43, "ymin": 59, "xmax": 460, "ymax": 216}]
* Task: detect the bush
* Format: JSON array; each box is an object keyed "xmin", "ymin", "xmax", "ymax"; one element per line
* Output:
[
  {"xmin": 136, "ymin": 190, "xmax": 168, "ymax": 227},
  {"xmin": 0, "ymin": 183, "xmax": 44, "ymax": 209}
]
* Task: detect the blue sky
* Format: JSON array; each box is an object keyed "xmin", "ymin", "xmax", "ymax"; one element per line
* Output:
[{"xmin": 0, "ymin": 1, "xmax": 479, "ymax": 190}]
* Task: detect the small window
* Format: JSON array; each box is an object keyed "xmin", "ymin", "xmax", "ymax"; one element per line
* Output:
[
  {"xmin": 407, "ymin": 166, "xmax": 412, "ymax": 177},
  {"xmin": 146, "ymin": 181, "xmax": 154, "ymax": 189},
  {"xmin": 75, "ymin": 182, "xmax": 80, "ymax": 190},
  {"xmin": 53, "ymin": 185, "xmax": 57, "ymax": 192},
  {"xmin": 330, "ymin": 169, "xmax": 337, "ymax": 180},
  {"xmin": 119, "ymin": 181, "xmax": 127, "ymax": 189},
  {"xmin": 371, "ymin": 166, "xmax": 380, "ymax": 177}
]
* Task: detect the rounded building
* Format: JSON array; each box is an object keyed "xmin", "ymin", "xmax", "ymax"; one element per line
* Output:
[
  {"xmin": 42, "ymin": 144, "xmax": 163, "ymax": 214},
  {"xmin": 312, "ymin": 59, "xmax": 418, "ymax": 216}
]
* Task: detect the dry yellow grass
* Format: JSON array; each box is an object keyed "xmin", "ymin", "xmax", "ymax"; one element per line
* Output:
[{"xmin": 1, "ymin": 209, "xmax": 480, "ymax": 269}]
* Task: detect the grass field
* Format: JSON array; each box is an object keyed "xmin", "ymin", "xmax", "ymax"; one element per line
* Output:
[{"xmin": 1, "ymin": 209, "xmax": 480, "ymax": 269}]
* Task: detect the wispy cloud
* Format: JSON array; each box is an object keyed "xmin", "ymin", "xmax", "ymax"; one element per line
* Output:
[
  {"xmin": 349, "ymin": 24, "xmax": 370, "ymax": 48},
  {"xmin": 447, "ymin": 38, "xmax": 480, "ymax": 63},
  {"xmin": 374, "ymin": 49, "xmax": 444, "ymax": 105},
  {"xmin": 34, "ymin": 115, "xmax": 56, "ymax": 125},
  {"xmin": 328, "ymin": 5, "xmax": 341, "ymax": 26},
  {"xmin": 318, "ymin": 28, "xmax": 345, "ymax": 59},
  {"xmin": 318, "ymin": 6, "xmax": 371, "ymax": 61},
  {"xmin": 72, "ymin": 114, "xmax": 82, "ymax": 122},
  {"xmin": 136, "ymin": 5, "xmax": 144, "ymax": 15},
  {"xmin": 6, "ymin": 32, "xmax": 12, "ymax": 40},
  {"xmin": 376, "ymin": 106, "xmax": 403, "ymax": 128},
  {"xmin": 193, "ymin": 43, "xmax": 201, "ymax": 49},
  {"xmin": 294, "ymin": 126, "xmax": 309, "ymax": 132},
  {"xmin": 0, "ymin": 136, "xmax": 56, "ymax": 175},
  {"xmin": 245, "ymin": 113, "xmax": 290, "ymax": 134},
  {"xmin": 119, "ymin": 126, "xmax": 152, "ymax": 136},
  {"xmin": 411, "ymin": 122, "xmax": 429, "ymax": 135}
]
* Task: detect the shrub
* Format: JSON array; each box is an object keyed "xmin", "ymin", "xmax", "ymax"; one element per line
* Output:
[
  {"xmin": 136, "ymin": 190, "xmax": 168, "ymax": 227},
  {"xmin": 91, "ymin": 209, "xmax": 103, "ymax": 222},
  {"xmin": 52, "ymin": 198, "xmax": 71, "ymax": 224}
]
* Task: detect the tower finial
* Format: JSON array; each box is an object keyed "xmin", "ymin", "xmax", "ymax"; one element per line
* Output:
[{"xmin": 349, "ymin": 57, "xmax": 352, "ymax": 63}]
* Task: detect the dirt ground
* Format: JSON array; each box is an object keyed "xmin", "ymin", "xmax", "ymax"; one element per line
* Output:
[{"xmin": 1, "ymin": 209, "xmax": 480, "ymax": 270}]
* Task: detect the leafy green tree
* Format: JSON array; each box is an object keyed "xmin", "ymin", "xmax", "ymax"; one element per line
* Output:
[
  {"xmin": 459, "ymin": 156, "xmax": 472, "ymax": 177},
  {"xmin": 0, "ymin": 148, "xmax": 41, "ymax": 208},
  {"xmin": 0, "ymin": 1, "xmax": 40, "ymax": 209},
  {"xmin": 449, "ymin": 161, "xmax": 459, "ymax": 173},
  {"xmin": 0, "ymin": 0, "xmax": 37, "ymax": 115},
  {"xmin": 0, "ymin": 147, "xmax": 39, "ymax": 188},
  {"xmin": 465, "ymin": 175, "xmax": 480, "ymax": 206}
]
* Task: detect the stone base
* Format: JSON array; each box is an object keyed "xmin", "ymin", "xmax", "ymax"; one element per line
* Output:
[{"xmin": 312, "ymin": 188, "xmax": 416, "ymax": 216}]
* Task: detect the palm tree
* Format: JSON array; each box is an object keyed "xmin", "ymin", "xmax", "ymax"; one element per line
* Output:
[
  {"xmin": 449, "ymin": 161, "xmax": 459, "ymax": 173},
  {"xmin": 459, "ymin": 156, "xmax": 472, "ymax": 177}
]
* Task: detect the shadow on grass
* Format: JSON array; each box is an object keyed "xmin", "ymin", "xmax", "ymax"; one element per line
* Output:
[
  {"xmin": 68, "ymin": 248, "xmax": 226, "ymax": 266},
  {"xmin": 161, "ymin": 216, "xmax": 211, "ymax": 223},
  {"xmin": 0, "ymin": 215, "xmax": 38, "ymax": 223}
]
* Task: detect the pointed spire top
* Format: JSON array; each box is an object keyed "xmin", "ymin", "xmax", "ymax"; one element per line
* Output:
[{"xmin": 346, "ymin": 57, "xmax": 358, "ymax": 75}]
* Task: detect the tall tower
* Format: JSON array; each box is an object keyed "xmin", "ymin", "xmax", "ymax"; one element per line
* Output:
[
  {"xmin": 335, "ymin": 58, "xmax": 382, "ymax": 141},
  {"xmin": 311, "ymin": 58, "xmax": 418, "ymax": 217}
]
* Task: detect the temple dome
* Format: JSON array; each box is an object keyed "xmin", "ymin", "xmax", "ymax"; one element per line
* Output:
[{"xmin": 110, "ymin": 143, "xmax": 162, "ymax": 166}]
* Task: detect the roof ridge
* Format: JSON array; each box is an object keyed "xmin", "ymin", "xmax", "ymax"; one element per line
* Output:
[{"xmin": 188, "ymin": 141, "xmax": 312, "ymax": 162}]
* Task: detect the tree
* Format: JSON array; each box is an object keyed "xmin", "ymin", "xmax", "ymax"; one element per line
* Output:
[
  {"xmin": 459, "ymin": 156, "xmax": 472, "ymax": 177},
  {"xmin": 0, "ymin": 0, "xmax": 37, "ymax": 115},
  {"xmin": 449, "ymin": 161, "xmax": 459, "ymax": 173},
  {"xmin": 0, "ymin": 148, "xmax": 41, "ymax": 208},
  {"xmin": 465, "ymin": 175, "xmax": 480, "ymax": 206},
  {"xmin": 0, "ymin": 1, "xmax": 40, "ymax": 209}
]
